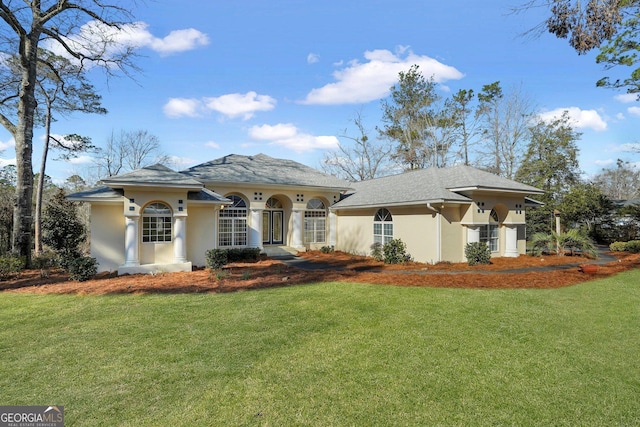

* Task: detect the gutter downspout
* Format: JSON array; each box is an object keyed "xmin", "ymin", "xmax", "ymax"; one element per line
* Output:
[{"xmin": 427, "ymin": 203, "xmax": 442, "ymax": 263}]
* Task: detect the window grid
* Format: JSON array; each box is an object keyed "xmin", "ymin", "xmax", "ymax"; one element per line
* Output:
[
  {"xmin": 219, "ymin": 195, "xmax": 248, "ymax": 247},
  {"xmin": 373, "ymin": 208, "xmax": 393, "ymax": 245},
  {"xmin": 142, "ymin": 202, "xmax": 172, "ymax": 243},
  {"xmin": 304, "ymin": 199, "xmax": 327, "ymax": 244}
]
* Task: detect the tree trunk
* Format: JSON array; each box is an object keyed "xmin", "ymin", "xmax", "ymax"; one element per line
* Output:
[
  {"xmin": 12, "ymin": 34, "xmax": 40, "ymax": 266},
  {"xmin": 34, "ymin": 107, "xmax": 52, "ymax": 257}
]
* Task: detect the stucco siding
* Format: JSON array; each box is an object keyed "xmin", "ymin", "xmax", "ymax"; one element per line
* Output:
[
  {"xmin": 187, "ymin": 205, "xmax": 217, "ymax": 267},
  {"xmin": 91, "ymin": 203, "xmax": 125, "ymax": 272}
]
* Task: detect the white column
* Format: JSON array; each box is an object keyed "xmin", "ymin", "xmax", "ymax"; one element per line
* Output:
[
  {"xmin": 328, "ymin": 210, "xmax": 337, "ymax": 247},
  {"xmin": 124, "ymin": 214, "xmax": 140, "ymax": 266},
  {"xmin": 250, "ymin": 209, "xmax": 263, "ymax": 249},
  {"xmin": 467, "ymin": 226, "xmax": 480, "ymax": 244},
  {"xmin": 173, "ymin": 214, "xmax": 187, "ymax": 263},
  {"xmin": 291, "ymin": 208, "xmax": 304, "ymax": 249},
  {"xmin": 504, "ymin": 225, "xmax": 519, "ymax": 257}
]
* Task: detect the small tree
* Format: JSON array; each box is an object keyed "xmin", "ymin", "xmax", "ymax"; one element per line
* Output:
[{"xmin": 42, "ymin": 189, "xmax": 86, "ymax": 268}]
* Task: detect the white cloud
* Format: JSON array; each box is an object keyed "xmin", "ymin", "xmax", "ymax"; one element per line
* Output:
[
  {"xmin": 538, "ymin": 107, "xmax": 607, "ymax": 131},
  {"xmin": 204, "ymin": 92, "xmax": 276, "ymax": 120},
  {"xmin": 44, "ymin": 20, "xmax": 208, "ymax": 65},
  {"xmin": 163, "ymin": 98, "xmax": 202, "ymax": 118},
  {"xmin": 0, "ymin": 157, "xmax": 16, "ymax": 167},
  {"xmin": 307, "ymin": 53, "xmax": 320, "ymax": 64},
  {"xmin": 0, "ymin": 138, "xmax": 15, "ymax": 151},
  {"xmin": 615, "ymin": 93, "xmax": 638, "ymax": 103},
  {"xmin": 149, "ymin": 28, "xmax": 209, "ymax": 55},
  {"xmin": 164, "ymin": 92, "xmax": 275, "ymax": 120},
  {"xmin": 628, "ymin": 106, "xmax": 640, "ymax": 117},
  {"xmin": 248, "ymin": 123, "xmax": 339, "ymax": 152},
  {"xmin": 616, "ymin": 112, "xmax": 626, "ymax": 120},
  {"xmin": 205, "ymin": 141, "xmax": 221, "ymax": 149},
  {"xmin": 301, "ymin": 47, "xmax": 464, "ymax": 105},
  {"xmin": 619, "ymin": 142, "xmax": 640, "ymax": 152},
  {"xmin": 67, "ymin": 155, "xmax": 94, "ymax": 165},
  {"xmin": 594, "ymin": 159, "xmax": 615, "ymax": 167},
  {"xmin": 168, "ymin": 156, "xmax": 196, "ymax": 168}
]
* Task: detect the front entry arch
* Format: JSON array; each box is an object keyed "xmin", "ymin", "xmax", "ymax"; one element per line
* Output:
[{"xmin": 263, "ymin": 197, "xmax": 284, "ymax": 245}]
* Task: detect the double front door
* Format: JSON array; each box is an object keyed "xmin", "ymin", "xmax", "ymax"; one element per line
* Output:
[{"xmin": 262, "ymin": 210, "xmax": 283, "ymax": 245}]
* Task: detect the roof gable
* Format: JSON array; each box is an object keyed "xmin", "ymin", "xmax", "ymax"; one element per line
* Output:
[
  {"xmin": 332, "ymin": 165, "xmax": 544, "ymax": 209},
  {"xmin": 102, "ymin": 164, "xmax": 203, "ymax": 189},
  {"xmin": 181, "ymin": 153, "xmax": 352, "ymax": 190}
]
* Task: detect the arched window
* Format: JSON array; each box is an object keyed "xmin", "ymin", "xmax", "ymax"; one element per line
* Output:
[
  {"xmin": 480, "ymin": 209, "xmax": 499, "ymax": 252},
  {"xmin": 142, "ymin": 202, "xmax": 172, "ymax": 243},
  {"xmin": 304, "ymin": 198, "xmax": 326, "ymax": 243},
  {"xmin": 373, "ymin": 208, "xmax": 393, "ymax": 245},
  {"xmin": 219, "ymin": 195, "xmax": 247, "ymax": 247},
  {"xmin": 265, "ymin": 197, "xmax": 283, "ymax": 209}
]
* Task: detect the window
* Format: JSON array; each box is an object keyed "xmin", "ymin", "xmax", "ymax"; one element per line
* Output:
[
  {"xmin": 142, "ymin": 202, "xmax": 172, "ymax": 243},
  {"xmin": 304, "ymin": 198, "xmax": 326, "ymax": 243},
  {"xmin": 219, "ymin": 195, "xmax": 247, "ymax": 247},
  {"xmin": 480, "ymin": 209, "xmax": 499, "ymax": 252},
  {"xmin": 373, "ymin": 208, "xmax": 393, "ymax": 245}
]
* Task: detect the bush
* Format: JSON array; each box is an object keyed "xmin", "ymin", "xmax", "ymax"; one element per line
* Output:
[
  {"xmin": 383, "ymin": 239, "xmax": 411, "ymax": 264},
  {"xmin": 370, "ymin": 242, "xmax": 383, "ymax": 261},
  {"xmin": 610, "ymin": 241, "xmax": 628, "ymax": 252},
  {"xmin": 320, "ymin": 245, "xmax": 334, "ymax": 254},
  {"xmin": 0, "ymin": 254, "xmax": 25, "ymax": 280},
  {"xmin": 625, "ymin": 240, "xmax": 640, "ymax": 253},
  {"xmin": 67, "ymin": 256, "xmax": 98, "ymax": 282},
  {"xmin": 465, "ymin": 242, "xmax": 491, "ymax": 266},
  {"xmin": 205, "ymin": 248, "xmax": 261, "ymax": 270}
]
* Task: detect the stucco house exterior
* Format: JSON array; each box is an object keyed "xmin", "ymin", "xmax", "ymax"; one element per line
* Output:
[{"xmin": 68, "ymin": 153, "xmax": 544, "ymax": 274}]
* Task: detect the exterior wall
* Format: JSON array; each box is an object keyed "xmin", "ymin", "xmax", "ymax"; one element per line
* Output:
[
  {"xmin": 90, "ymin": 203, "xmax": 125, "ymax": 272},
  {"xmin": 440, "ymin": 206, "xmax": 465, "ymax": 263},
  {"xmin": 205, "ymin": 183, "xmax": 343, "ymax": 249},
  {"xmin": 334, "ymin": 206, "xmax": 449, "ymax": 264},
  {"xmin": 186, "ymin": 205, "xmax": 218, "ymax": 267}
]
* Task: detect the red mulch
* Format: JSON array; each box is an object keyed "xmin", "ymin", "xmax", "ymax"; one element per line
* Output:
[{"xmin": 1, "ymin": 251, "xmax": 639, "ymax": 295}]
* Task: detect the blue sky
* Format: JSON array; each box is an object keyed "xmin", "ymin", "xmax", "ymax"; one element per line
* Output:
[{"xmin": 1, "ymin": 0, "xmax": 638, "ymax": 183}]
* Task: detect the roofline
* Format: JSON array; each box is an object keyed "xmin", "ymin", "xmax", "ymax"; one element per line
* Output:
[
  {"xmin": 200, "ymin": 180, "xmax": 353, "ymax": 193},
  {"xmin": 331, "ymin": 199, "xmax": 473, "ymax": 211},
  {"xmin": 101, "ymin": 181, "xmax": 203, "ymax": 190},
  {"xmin": 449, "ymin": 186, "xmax": 545, "ymax": 195},
  {"xmin": 66, "ymin": 196, "xmax": 122, "ymax": 203}
]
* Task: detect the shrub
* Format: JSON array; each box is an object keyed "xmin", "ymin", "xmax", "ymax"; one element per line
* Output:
[
  {"xmin": 383, "ymin": 239, "xmax": 411, "ymax": 264},
  {"xmin": 67, "ymin": 256, "xmax": 98, "ymax": 282},
  {"xmin": 205, "ymin": 248, "xmax": 261, "ymax": 270},
  {"xmin": 370, "ymin": 242, "xmax": 383, "ymax": 262},
  {"xmin": 610, "ymin": 241, "xmax": 628, "ymax": 252},
  {"xmin": 465, "ymin": 242, "xmax": 491, "ymax": 266},
  {"xmin": 625, "ymin": 240, "xmax": 640, "ymax": 253},
  {"xmin": 0, "ymin": 254, "xmax": 25, "ymax": 280},
  {"xmin": 206, "ymin": 249, "xmax": 228, "ymax": 270},
  {"xmin": 320, "ymin": 245, "xmax": 334, "ymax": 254}
]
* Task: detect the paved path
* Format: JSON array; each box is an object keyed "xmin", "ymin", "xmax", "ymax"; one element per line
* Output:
[{"xmin": 276, "ymin": 246, "xmax": 618, "ymax": 274}]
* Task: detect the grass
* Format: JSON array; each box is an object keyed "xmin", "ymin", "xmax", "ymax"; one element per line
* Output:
[{"xmin": 1, "ymin": 271, "xmax": 640, "ymax": 426}]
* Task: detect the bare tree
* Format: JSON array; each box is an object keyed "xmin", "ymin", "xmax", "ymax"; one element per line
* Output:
[
  {"xmin": 322, "ymin": 111, "xmax": 394, "ymax": 181},
  {"xmin": 94, "ymin": 129, "xmax": 171, "ymax": 178},
  {"xmin": 476, "ymin": 82, "xmax": 534, "ymax": 178},
  {"xmin": 592, "ymin": 159, "xmax": 640, "ymax": 200},
  {"xmin": 0, "ymin": 1, "xmax": 138, "ymax": 263}
]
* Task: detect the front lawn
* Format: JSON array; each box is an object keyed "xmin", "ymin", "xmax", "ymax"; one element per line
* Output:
[{"xmin": 2, "ymin": 271, "xmax": 640, "ymax": 425}]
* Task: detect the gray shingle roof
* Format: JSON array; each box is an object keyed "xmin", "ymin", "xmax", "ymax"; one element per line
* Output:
[
  {"xmin": 181, "ymin": 154, "xmax": 352, "ymax": 190},
  {"xmin": 333, "ymin": 165, "xmax": 544, "ymax": 209},
  {"xmin": 102, "ymin": 164, "xmax": 203, "ymax": 188},
  {"xmin": 67, "ymin": 186, "xmax": 124, "ymax": 201},
  {"xmin": 188, "ymin": 188, "xmax": 230, "ymax": 203}
]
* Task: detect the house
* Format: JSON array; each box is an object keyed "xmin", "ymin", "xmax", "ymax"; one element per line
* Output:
[{"xmin": 68, "ymin": 154, "xmax": 544, "ymax": 274}]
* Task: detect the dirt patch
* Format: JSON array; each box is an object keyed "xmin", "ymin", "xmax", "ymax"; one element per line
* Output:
[{"xmin": 2, "ymin": 251, "xmax": 639, "ymax": 295}]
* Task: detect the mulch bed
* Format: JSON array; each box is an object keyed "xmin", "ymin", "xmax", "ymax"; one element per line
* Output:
[{"xmin": 1, "ymin": 251, "xmax": 639, "ymax": 295}]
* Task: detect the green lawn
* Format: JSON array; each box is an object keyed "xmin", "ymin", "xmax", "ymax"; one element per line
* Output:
[{"xmin": 1, "ymin": 270, "xmax": 640, "ymax": 426}]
